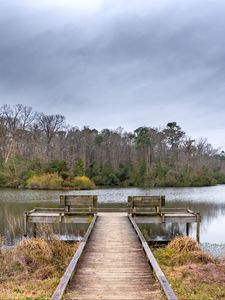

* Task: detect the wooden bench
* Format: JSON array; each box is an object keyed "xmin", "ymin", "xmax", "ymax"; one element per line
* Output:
[
  {"xmin": 60, "ymin": 195, "xmax": 98, "ymax": 213},
  {"xmin": 128, "ymin": 196, "xmax": 165, "ymax": 215}
]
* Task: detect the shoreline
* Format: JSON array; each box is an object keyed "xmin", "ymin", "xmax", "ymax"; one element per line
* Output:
[{"xmin": 0, "ymin": 183, "xmax": 224, "ymax": 191}]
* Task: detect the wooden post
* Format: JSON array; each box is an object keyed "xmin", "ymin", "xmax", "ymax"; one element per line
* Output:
[
  {"xmin": 186, "ymin": 223, "xmax": 189, "ymax": 236},
  {"xmin": 33, "ymin": 223, "xmax": 37, "ymax": 238},
  {"xmin": 23, "ymin": 212, "xmax": 28, "ymax": 237},
  {"xmin": 59, "ymin": 213, "xmax": 63, "ymax": 236},
  {"xmin": 196, "ymin": 213, "xmax": 200, "ymax": 243}
]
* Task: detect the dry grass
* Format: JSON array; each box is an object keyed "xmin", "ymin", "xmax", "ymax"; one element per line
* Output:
[
  {"xmin": 154, "ymin": 237, "xmax": 225, "ymax": 300},
  {"xmin": 167, "ymin": 236, "xmax": 200, "ymax": 252},
  {"xmin": 0, "ymin": 237, "xmax": 78, "ymax": 300}
]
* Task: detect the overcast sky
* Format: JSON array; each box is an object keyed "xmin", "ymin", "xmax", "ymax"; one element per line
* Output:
[{"xmin": 0, "ymin": 0, "xmax": 225, "ymax": 149}]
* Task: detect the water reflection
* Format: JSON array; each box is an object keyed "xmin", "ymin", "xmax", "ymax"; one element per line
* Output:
[{"xmin": 0, "ymin": 186, "xmax": 225, "ymax": 244}]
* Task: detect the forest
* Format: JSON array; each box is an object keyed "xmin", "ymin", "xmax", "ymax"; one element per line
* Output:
[{"xmin": 0, "ymin": 104, "xmax": 225, "ymax": 189}]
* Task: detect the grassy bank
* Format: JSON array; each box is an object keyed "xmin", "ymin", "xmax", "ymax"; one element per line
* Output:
[
  {"xmin": 153, "ymin": 237, "xmax": 225, "ymax": 300},
  {"xmin": 0, "ymin": 237, "xmax": 78, "ymax": 300}
]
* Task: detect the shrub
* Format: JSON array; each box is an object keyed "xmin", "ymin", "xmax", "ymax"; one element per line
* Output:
[
  {"xmin": 63, "ymin": 176, "xmax": 95, "ymax": 190},
  {"xmin": 167, "ymin": 236, "xmax": 200, "ymax": 252},
  {"xmin": 26, "ymin": 173, "xmax": 63, "ymax": 189}
]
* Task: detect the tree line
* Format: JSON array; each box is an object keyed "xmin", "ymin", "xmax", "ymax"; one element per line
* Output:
[{"xmin": 0, "ymin": 104, "xmax": 225, "ymax": 188}]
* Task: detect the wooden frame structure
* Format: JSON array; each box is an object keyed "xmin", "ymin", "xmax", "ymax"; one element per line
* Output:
[
  {"xmin": 23, "ymin": 195, "xmax": 97, "ymax": 237},
  {"xmin": 23, "ymin": 194, "xmax": 201, "ymax": 242},
  {"xmin": 130, "ymin": 196, "xmax": 201, "ymax": 242}
]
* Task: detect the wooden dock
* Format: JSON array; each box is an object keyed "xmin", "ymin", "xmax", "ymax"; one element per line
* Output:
[
  {"xmin": 25, "ymin": 195, "xmax": 200, "ymax": 300},
  {"xmin": 64, "ymin": 213, "xmax": 164, "ymax": 300}
]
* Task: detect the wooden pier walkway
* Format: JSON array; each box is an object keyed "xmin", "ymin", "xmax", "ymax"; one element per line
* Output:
[{"xmin": 64, "ymin": 213, "xmax": 164, "ymax": 300}]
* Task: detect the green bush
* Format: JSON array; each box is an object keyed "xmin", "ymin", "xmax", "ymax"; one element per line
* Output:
[{"xmin": 26, "ymin": 173, "xmax": 63, "ymax": 189}]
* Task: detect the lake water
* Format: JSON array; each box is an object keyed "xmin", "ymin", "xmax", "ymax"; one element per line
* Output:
[{"xmin": 0, "ymin": 186, "xmax": 225, "ymax": 246}]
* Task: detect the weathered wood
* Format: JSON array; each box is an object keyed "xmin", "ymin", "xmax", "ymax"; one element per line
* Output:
[
  {"xmin": 134, "ymin": 215, "xmax": 197, "ymax": 224},
  {"xmin": 134, "ymin": 216, "xmax": 163, "ymax": 223},
  {"xmin": 165, "ymin": 218, "xmax": 197, "ymax": 223},
  {"xmin": 196, "ymin": 212, "xmax": 201, "ymax": 243},
  {"xmin": 29, "ymin": 212, "xmax": 64, "ymax": 217},
  {"xmin": 60, "ymin": 195, "xmax": 97, "ymax": 211},
  {"xmin": 186, "ymin": 223, "xmax": 190, "ymax": 236},
  {"xmin": 97, "ymin": 207, "xmax": 129, "ymax": 212},
  {"xmin": 134, "ymin": 200, "xmax": 163, "ymax": 207},
  {"xmin": 51, "ymin": 214, "xmax": 97, "ymax": 300},
  {"xmin": 133, "ymin": 207, "xmax": 162, "ymax": 212},
  {"xmin": 23, "ymin": 212, "xmax": 28, "ymax": 237},
  {"xmin": 161, "ymin": 208, "xmax": 192, "ymax": 212},
  {"xmin": 33, "ymin": 207, "xmax": 65, "ymax": 212},
  {"xmin": 129, "ymin": 214, "xmax": 178, "ymax": 300},
  {"xmin": 64, "ymin": 213, "xmax": 164, "ymax": 300},
  {"xmin": 32, "ymin": 222, "xmax": 37, "ymax": 238},
  {"xmin": 129, "ymin": 195, "xmax": 165, "ymax": 216},
  {"xmin": 28, "ymin": 215, "xmax": 92, "ymax": 224},
  {"xmin": 130, "ymin": 195, "xmax": 165, "ymax": 208}
]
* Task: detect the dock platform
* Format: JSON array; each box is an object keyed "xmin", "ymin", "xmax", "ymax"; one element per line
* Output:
[{"xmin": 64, "ymin": 213, "xmax": 163, "ymax": 300}]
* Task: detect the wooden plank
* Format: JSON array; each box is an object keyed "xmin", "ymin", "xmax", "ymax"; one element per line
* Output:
[
  {"xmin": 28, "ymin": 216, "xmax": 62, "ymax": 223},
  {"xmin": 23, "ymin": 212, "xmax": 28, "ymax": 237},
  {"xmin": 129, "ymin": 214, "xmax": 178, "ymax": 300},
  {"xmin": 134, "ymin": 216, "xmax": 163, "ymax": 224},
  {"xmin": 134, "ymin": 200, "xmax": 163, "ymax": 207},
  {"xmin": 164, "ymin": 217, "xmax": 197, "ymax": 223},
  {"xmin": 97, "ymin": 207, "xmax": 128, "ymax": 212},
  {"xmin": 29, "ymin": 213, "xmax": 64, "ymax": 217},
  {"xmin": 161, "ymin": 208, "xmax": 189, "ymax": 212},
  {"xmin": 196, "ymin": 213, "xmax": 200, "ymax": 242},
  {"xmin": 133, "ymin": 211, "xmax": 160, "ymax": 215},
  {"xmin": 130, "ymin": 195, "xmax": 166, "ymax": 206},
  {"xmin": 60, "ymin": 195, "xmax": 97, "ymax": 207},
  {"xmin": 186, "ymin": 223, "xmax": 190, "ymax": 236},
  {"xmin": 134, "ymin": 215, "xmax": 197, "ymax": 224},
  {"xmin": 28, "ymin": 215, "xmax": 91, "ymax": 224},
  {"xmin": 51, "ymin": 214, "xmax": 97, "ymax": 300},
  {"xmin": 34, "ymin": 207, "xmax": 65, "ymax": 212},
  {"xmin": 163, "ymin": 213, "xmax": 194, "ymax": 217},
  {"xmin": 133, "ymin": 207, "xmax": 159, "ymax": 212},
  {"xmin": 63, "ymin": 216, "xmax": 91, "ymax": 224}
]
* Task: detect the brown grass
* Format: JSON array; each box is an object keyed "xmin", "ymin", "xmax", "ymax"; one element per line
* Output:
[
  {"xmin": 0, "ymin": 237, "xmax": 78, "ymax": 300},
  {"xmin": 154, "ymin": 237, "xmax": 225, "ymax": 300},
  {"xmin": 167, "ymin": 236, "xmax": 200, "ymax": 252}
]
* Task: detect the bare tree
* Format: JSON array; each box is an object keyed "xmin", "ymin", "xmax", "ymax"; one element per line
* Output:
[
  {"xmin": 0, "ymin": 104, "xmax": 35, "ymax": 162},
  {"xmin": 36, "ymin": 113, "xmax": 65, "ymax": 160}
]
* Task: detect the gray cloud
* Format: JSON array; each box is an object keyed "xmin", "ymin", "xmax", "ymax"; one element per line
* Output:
[{"xmin": 0, "ymin": 0, "xmax": 225, "ymax": 149}]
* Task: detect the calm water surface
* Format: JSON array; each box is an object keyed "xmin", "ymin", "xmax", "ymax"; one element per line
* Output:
[{"xmin": 0, "ymin": 186, "xmax": 225, "ymax": 245}]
